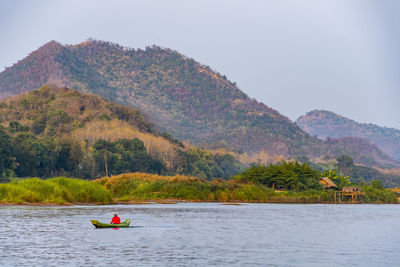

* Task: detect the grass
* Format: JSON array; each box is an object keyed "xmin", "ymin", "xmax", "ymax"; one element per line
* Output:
[
  {"xmin": 0, "ymin": 177, "xmax": 112, "ymax": 204},
  {"xmin": 95, "ymin": 173, "xmax": 338, "ymax": 203},
  {"xmin": 1, "ymin": 173, "xmax": 397, "ymax": 204}
]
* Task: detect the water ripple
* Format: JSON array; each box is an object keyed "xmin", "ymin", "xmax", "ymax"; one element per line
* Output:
[{"xmin": 0, "ymin": 203, "xmax": 399, "ymax": 266}]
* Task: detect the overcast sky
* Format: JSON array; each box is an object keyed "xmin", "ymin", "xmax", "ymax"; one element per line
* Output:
[{"xmin": 1, "ymin": 0, "xmax": 399, "ymax": 129}]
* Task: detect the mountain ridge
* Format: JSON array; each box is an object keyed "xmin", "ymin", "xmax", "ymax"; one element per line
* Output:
[
  {"xmin": 297, "ymin": 110, "xmax": 400, "ymax": 162},
  {"xmin": 1, "ymin": 40, "xmax": 398, "ymax": 169},
  {"xmin": 0, "ymin": 40, "xmax": 316, "ymax": 156}
]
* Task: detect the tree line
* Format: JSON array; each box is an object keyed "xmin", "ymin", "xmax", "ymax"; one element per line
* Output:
[
  {"xmin": 0, "ymin": 122, "xmax": 243, "ymax": 180},
  {"xmin": 234, "ymin": 159, "xmax": 397, "ymax": 191}
]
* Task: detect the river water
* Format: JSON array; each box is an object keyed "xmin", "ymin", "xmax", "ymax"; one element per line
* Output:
[{"xmin": 0, "ymin": 203, "xmax": 399, "ymax": 266}]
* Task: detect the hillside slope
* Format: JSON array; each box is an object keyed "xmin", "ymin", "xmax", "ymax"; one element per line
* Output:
[
  {"xmin": 0, "ymin": 86, "xmax": 178, "ymax": 168},
  {"xmin": 0, "ymin": 40, "xmax": 398, "ymax": 169},
  {"xmin": 0, "ymin": 85, "xmax": 156, "ymax": 138},
  {"xmin": 0, "ymin": 86, "xmax": 247, "ymax": 179},
  {"xmin": 297, "ymin": 110, "xmax": 400, "ymax": 162}
]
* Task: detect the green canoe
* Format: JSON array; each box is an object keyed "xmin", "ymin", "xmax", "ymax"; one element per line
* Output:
[{"xmin": 91, "ymin": 219, "xmax": 131, "ymax": 228}]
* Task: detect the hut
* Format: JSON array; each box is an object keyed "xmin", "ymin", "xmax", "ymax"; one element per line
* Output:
[
  {"xmin": 339, "ymin": 186, "xmax": 364, "ymax": 203},
  {"xmin": 391, "ymin": 188, "xmax": 400, "ymax": 193},
  {"xmin": 318, "ymin": 177, "xmax": 337, "ymax": 189}
]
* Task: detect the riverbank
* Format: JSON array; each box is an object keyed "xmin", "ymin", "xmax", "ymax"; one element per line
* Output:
[{"xmin": 1, "ymin": 173, "xmax": 398, "ymax": 205}]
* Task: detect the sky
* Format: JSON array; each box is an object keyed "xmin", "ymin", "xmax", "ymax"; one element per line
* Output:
[{"xmin": 1, "ymin": 0, "xmax": 399, "ymax": 129}]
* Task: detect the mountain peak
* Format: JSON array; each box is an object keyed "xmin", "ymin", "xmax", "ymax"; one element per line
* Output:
[
  {"xmin": 30, "ymin": 40, "xmax": 65, "ymax": 60},
  {"xmin": 38, "ymin": 40, "xmax": 64, "ymax": 50},
  {"xmin": 0, "ymin": 40, "xmax": 71, "ymax": 99},
  {"xmin": 297, "ymin": 110, "xmax": 400, "ymax": 162},
  {"xmin": 300, "ymin": 110, "xmax": 348, "ymax": 121}
]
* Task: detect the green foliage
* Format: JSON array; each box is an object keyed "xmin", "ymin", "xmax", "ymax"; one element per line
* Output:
[
  {"xmin": 56, "ymin": 138, "xmax": 83, "ymax": 176},
  {"xmin": 11, "ymin": 133, "xmax": 57, "ymax": 177},
  {"xmin": 97, "ymin": 173, "xmax": 335, "ymax": 203},
  {"xmin": 321, "ymin": 169, "xmax": 350, "ymax": 189},
  {"xmin": 9, "ymin": 133, "xmax": 85, "ymax": 178},
  {"xmin": 236, "ymin": 161, "xmax": 320, "ymax": 191},
  {"xmin": 8, "ymin": 121, "xmax": 30, "ymax": 133},
  {"xmin": 337, "ymin": 155, "xmax": 354, "ymax": 174},
  {"xmin": 0, "ymin": 86, "xmax": 247, "ymax": 180},
  {"xmin": 362, "ymin": 182, "xmax": 398, "ymax": 203},
  {"xmin": 174, "ymin": 148, "xmax": 243, "ymax": 180},
  {"xmin": 32, "ymin": 115, "xmax": 47, "ymax": 134},
  {"xmin": 0, "ymin": 127, "xmax": 16, "ymax": 178},
  {"xmin": 370, "ymin": 180, "xmax": 384, "ymax": 190},
  {"xmin": 161, "ymin": 132, "xmax": 184, "ymax": 148},
  {"xmin": 0, "ymin": 177, "xmax": 112, "ymax": 204},
  {"xmin": 0, "ymin": 174, "xmax": 397, "ymax": 204},
  {"xmin": 0, "ymin": 119, "xmax": 241, "ymax": 180},
  {"xmin": 92, "ymin": 138, "xmax": 165, "ymax": 176},
  {"xmin": 333, "ymin": 155, "xmax": 400, "ymax": 188}
]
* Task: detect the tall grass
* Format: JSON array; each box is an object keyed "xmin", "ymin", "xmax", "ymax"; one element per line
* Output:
[
  {"xmin": 95, "ymin": 173, "xmax": 336, "ymax": 203},
  {"xmin": 1, "ymin": 174, "xmax": 396, "ymax": 204},
  {"xmin": 0, "ymin": 177, "xmax": 112, "ymax": 204}
]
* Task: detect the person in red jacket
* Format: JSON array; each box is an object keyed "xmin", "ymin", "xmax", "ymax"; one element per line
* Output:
[{"xmin": 110, "ymin": 213, "xmax": 121, "ymax": 224}]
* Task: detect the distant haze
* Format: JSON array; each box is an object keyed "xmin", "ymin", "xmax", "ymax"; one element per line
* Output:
[{"xmin": 1, "ymin": 0, "xmax": 399, "ymax": 129}]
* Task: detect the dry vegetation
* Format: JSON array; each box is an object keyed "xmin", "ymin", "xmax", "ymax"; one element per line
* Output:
[{"xmin": 71, "ymin": 119, "xmax": 177, "ymax": 168}]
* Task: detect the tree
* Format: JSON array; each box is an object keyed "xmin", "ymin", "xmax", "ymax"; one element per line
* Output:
[
  {"xmin": 12, "ymin": 133, "xmax": 55, "ymax": 177},
  {"xmin": 370, "ymin": 180, "xmax": 384, "ymax": 190},
  {"xmin": 8, "ymin": 121, "xmax": 30, "ymax": 133},
  {"xmin": 214, "ymin": 154, "xmax": 243, "ymax": 179},
  {"xmin": 0, "ymin": 127, "xmax": 16, "ymax": 178},
  {"xmin": 92, "ymin": 138, "xmax": 165, "ymax": 176},
  {"xmin": 294, "ymin": 162, "xmax": 320, "ymax": 190},
  {"xmin": 321, "ymin": 170, "xmax": 350, "ymax": 189},
  {"xmin": 337, "ymin": 155, "xmax": 354, "ymax": 174},
  {"xmin": 237, "ymin": 161, "xmax": 322, "ymax": 191},
  {"xmin": 56, "ymin": 138, "xmax": 83, "ymax": 176}
]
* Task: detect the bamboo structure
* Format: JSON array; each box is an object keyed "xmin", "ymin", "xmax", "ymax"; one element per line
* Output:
[{"xmin": 334, "ymin": 187, "xmax": 364, "ymax": 203}]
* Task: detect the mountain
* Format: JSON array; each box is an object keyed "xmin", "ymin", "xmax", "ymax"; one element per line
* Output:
[
  {"xmin": 297, "ymin": 110, "xmax": 400, "ymax": 162},
  {"xmin": 0, "ymin": 40, "xmax": 398, "ymax": 169},
  {"xmin": 0, "ymin": 40, "xmax": 315, "ymax": 156}
]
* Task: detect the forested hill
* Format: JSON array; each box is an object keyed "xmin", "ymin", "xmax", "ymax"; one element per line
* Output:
[
  {"xmin": 0, "ymin": 40, "xmax": 314, "ymax": 157},
  {"xmin": 0, "ymin": 85, "xmax": 157, "ymax": 136},
  {"xmin": 0, "ymin": 86, "xmax": 244, "ymax": 179},
  {"xmin": 0, "ymin": 40, "xmax": 398, "ymax": 169},
  {"xmin": 297, "ymin": 110, "xmax": 400, "ymax": 162}
]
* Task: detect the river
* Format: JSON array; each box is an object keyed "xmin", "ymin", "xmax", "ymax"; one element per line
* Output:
[{"xmin": 0, "ymin": 203, "xmax": 399, "ymax": 266}]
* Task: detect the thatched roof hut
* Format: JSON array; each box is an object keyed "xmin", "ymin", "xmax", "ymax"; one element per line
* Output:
[{"xmin": 318, "ymin": 177, "xmax": 337, "ymax": 189}]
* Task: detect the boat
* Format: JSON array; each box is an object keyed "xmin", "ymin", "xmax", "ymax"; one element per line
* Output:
[{"xmin": 91, "ymin": 219, "xmax": 131, "ymax": 228}]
